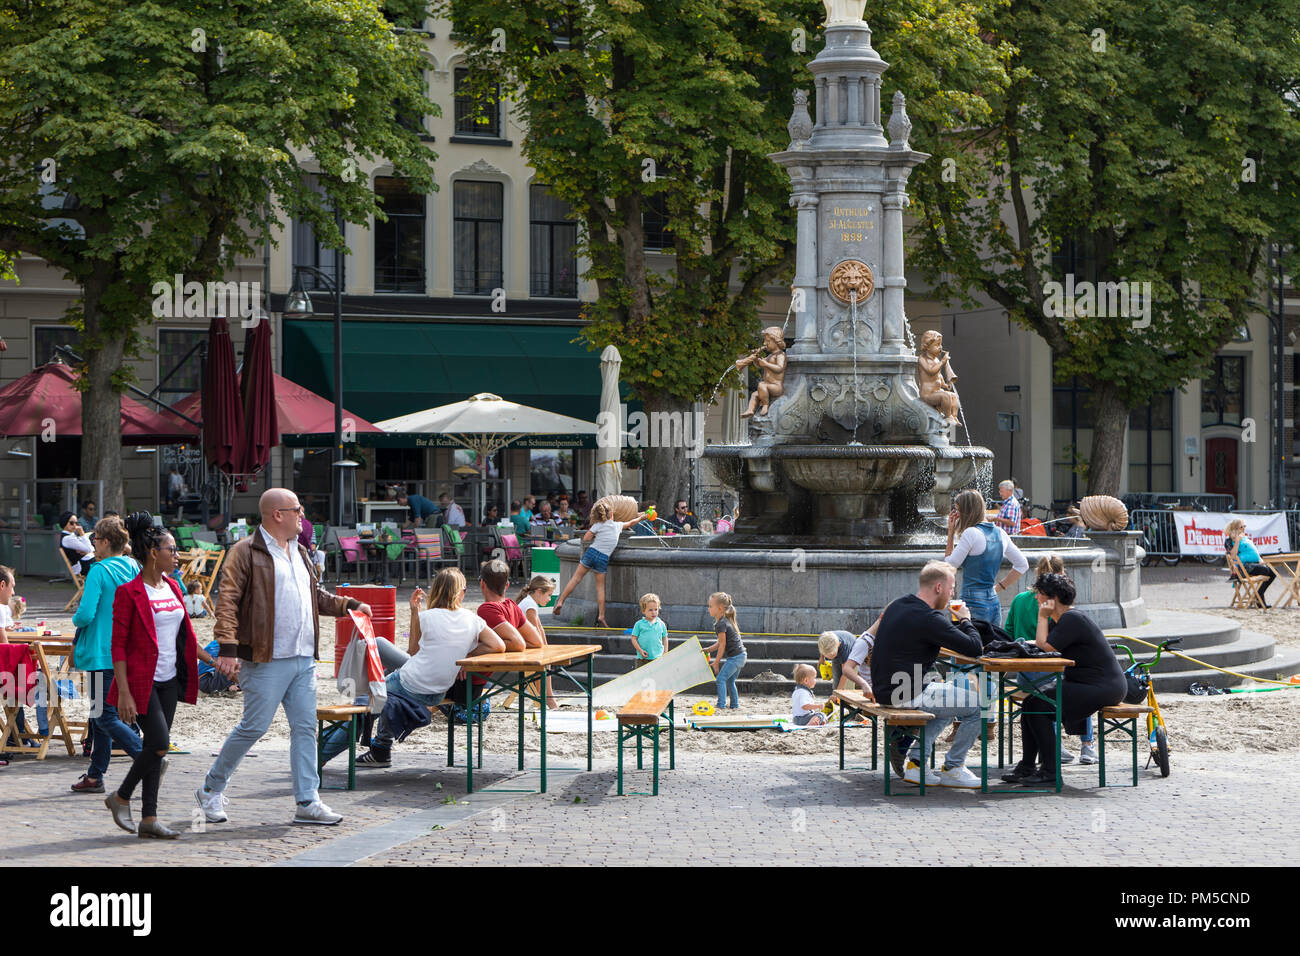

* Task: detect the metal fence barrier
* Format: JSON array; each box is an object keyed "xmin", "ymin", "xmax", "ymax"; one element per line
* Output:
[{"xmin": 1121, "ymin": 492, "xmax": 1236, "ymax": 513}]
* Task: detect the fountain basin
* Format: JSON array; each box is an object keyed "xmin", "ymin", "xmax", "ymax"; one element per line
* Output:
[{"xmin": 553, "ymin": 531, "xmax": 1147, "ymax": 634}]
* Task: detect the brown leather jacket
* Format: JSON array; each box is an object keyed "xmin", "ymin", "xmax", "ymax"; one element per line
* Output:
[{"xmin": 214, "ymin": 530, "xmax": 358, "ymax": 662}]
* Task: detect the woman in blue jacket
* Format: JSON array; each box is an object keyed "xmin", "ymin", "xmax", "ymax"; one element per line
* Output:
[{"xmin": 69, "ymin": 514, "xmax": 143, "ymax": 793}]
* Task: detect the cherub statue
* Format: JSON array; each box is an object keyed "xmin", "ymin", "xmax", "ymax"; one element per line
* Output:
[
  {"xmin": 917, "ymin": 329, "xmax": 961, "ymax": 421},
  {"xmin": 737, "ymin": 327, "xmax": 788, "ymax": 418}
]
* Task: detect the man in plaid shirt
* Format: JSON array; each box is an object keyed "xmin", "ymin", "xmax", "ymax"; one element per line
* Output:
[{"xmin": 993, "ymin": 479, "xmax": 1022, "ymax": 534}]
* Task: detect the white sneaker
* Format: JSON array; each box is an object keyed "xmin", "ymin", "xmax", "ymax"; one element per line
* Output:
[
  {"xmin": 937, "ymin": 765, "xmax": 982, "ymax": 789},
  {"xmin": 1059, "ymin": 748, "xmax": 1076, "ymax": 765},
  {"xmin": 1078, "ymin": 742, "xmax": 1099, "ymax": 765},
  {"xmin": 902, "ymin": 761, "xmax": 925, "ymax": 786},
  {"xmin": 195, "ymin": 787, "xmax": 229, "ymax": 823},
  {"xmin": 293, "ymin": 800, "xmax": 343, "ymax": 826}
]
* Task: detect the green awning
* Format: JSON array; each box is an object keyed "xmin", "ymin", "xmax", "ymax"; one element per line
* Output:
[{"xmin": 282, "ymin": 319, "xmax": 605, "ymax": 427}]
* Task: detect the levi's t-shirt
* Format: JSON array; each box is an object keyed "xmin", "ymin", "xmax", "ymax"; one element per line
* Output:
[{"xmin": 145, "ymin": 580, "xmax": 186, "ymax": 683}]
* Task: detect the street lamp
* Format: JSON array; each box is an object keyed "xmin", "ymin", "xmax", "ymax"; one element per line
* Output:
[{"xmin": 284, "ymin": 210, "xmax": 346, "ymax": 525}]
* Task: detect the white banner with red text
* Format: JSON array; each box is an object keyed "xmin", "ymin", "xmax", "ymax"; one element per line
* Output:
[{"xmin": 1171, "ymin": 511, "xmax": 1291, "ymax": 556}]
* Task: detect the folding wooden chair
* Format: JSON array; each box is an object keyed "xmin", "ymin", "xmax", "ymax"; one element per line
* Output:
[
  {"xmin": 58, "ymin": 549, "xmax": 86, "ymax": 613},
  {"xmin": 1227, "ymin": 551, "xmax": 1269, "ymax": 609}
]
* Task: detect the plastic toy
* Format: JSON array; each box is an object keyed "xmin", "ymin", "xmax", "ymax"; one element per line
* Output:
[
  {"xmin": 692, "ymin": 701, "xmax": 715, "ymax": 716},
  {"xmin": 818, "ymin": 661, "xmax": 832, "ymax": 680},
  {"xmin": 645, "ymin": 506, "xmax": 656, "ymax": 520},
  {"xmin": 595, "ymin": 709, "xmax": 611, "ymax": 720}
]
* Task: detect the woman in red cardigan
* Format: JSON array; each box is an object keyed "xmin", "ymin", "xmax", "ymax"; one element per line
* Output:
[{"xmin": 104, "ymin": 514, "xmax": 216, "ymax": 838}]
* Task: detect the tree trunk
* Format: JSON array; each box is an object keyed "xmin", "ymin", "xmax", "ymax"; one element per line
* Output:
[
  {"xmin": 640, "ymin": 390, "xmax": 691, "ymax": 511},
  {"xmin": 79, "ymin": 274, "xmax": 127, "ymax": 513},
  {"xmin": 1086, "ymin": 383, "xmax": 1129, "ymax": 497}
]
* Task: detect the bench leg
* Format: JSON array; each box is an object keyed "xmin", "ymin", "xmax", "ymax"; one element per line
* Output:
[
  {"xmin": 617, "ymin": 727, "xmax": 625, "ymax": 796},
  {"xmin": 1098, "ymin": 718, "xmax": 1107, "ymax": 787},
  {"xmin": 838, "ymin": 700, "xmax": 845, "ymax": 771},
  {"xmin": 447, "ymin": 711, "xmax": 454, "ymax": 768},
  {"xmin": 636, "ymin": 726, "xmax": 643, "ymax": 770},
  {"xmin": 883, "ymin": 725, "xmax": 892, "ymax": 796},
  {"xmin": 347, "ymin": 716, "xmax": 357, "ymax": 791},
  {"xmin": 871, "ymin": 715, "xmax": 877, "ymax": 771},
  {"xmin": 1131, "ymin": 718, "xmax": 1139, "ymax": 788},
  {"xmin": 653, "ymin": 724, "xmax": 660, "ymax": 796},
  {"xmin": 918, "ymin": 724, "xmax": 926, "ymax": 796},
  {"xmin": 668, "ymin": 700, "xmax": 675, "ymax": 771}
]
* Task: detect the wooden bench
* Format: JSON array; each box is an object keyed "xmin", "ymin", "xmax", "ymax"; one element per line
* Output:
[
  {"xmin": 316, "ymin": 704, "xmax": 370, "ymax": 791},
  {"xmin": 1097, "ymin": 703, "xmax": 1155, "ymax": 788},
  {"xmin": 835, "ymin": 690, "xmax": 935, "ymax": 795},
  {"xmin": 616, "ymin": 690, "xmax": 675, "ymax": 796}
]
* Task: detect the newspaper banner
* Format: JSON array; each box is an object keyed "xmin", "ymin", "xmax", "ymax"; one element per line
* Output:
[{"xmin": 1171, "ymin": 511, "xmax": 1290, "ymax": 556}]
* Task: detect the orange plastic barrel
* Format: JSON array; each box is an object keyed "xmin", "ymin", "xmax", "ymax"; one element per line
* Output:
[{"xmin": 333, "ymin": 584, "xmax": 397, "ymax": 676}]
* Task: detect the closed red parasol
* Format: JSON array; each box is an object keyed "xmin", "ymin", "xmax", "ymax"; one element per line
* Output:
[
  {"xmin": 202, "ymin": 316, "xmax": 245, "ymax": 474},
  {"xmin": 238, "ymin": 318, "xmax": 277, "ymax": 475}
]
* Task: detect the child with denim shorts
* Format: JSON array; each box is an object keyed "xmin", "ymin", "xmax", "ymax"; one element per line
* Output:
[{"xmin": 551, "ymin": 500, "xmax": 647, "ymax": 627}]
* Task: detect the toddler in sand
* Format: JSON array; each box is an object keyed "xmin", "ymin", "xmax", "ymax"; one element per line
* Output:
[{"xmin": 790, "ymin": 664, "xmax": 826, "ymax": 726}]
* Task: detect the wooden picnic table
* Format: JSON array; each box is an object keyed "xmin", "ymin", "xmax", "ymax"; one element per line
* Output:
[
  {"xmin": 454, "ymin": 644, "xmax": 602, "ymax": 794},
  {"xmin": 1, "ymin": 632, "xmax": 82, "ymax": 759},
  {"xmin": 1260, "ymin": 552, "xmax": 1300, "ymax": 608},
  {"xmin": 937, "ymin": 648, "xmax": 1075, "ymax": 793}
]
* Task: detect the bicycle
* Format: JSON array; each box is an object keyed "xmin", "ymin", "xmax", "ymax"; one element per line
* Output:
[{"xmin": 1111, "ymin": 637, "xmax": 1179, "ymax": 777}]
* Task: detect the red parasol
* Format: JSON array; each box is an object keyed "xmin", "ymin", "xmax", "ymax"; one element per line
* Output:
[
  {"xmin": 202, "ymin": 316, "xmax": 244, "ymax": 474},
  {"xmin": 0, "ymin": 362, "xmax": 196, "ymax": 442},
  {"xmin": 174, "ymin": 374, "xmax": 381, "ymax": 437}
]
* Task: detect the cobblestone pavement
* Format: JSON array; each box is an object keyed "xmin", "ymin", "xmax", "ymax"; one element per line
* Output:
[{"xmin": 1, "ymin": 743, "xmax": 1291, "ymax": 866}]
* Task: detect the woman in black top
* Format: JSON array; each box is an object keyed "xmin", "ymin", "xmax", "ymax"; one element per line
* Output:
[{"xmin": 1011, "ymin": 573, "xmax": 1126, "ymax": 786}]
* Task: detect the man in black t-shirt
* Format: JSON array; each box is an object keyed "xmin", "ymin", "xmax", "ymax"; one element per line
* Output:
[{"xmin": 869, "ymin": 561, "xmax": 985, "ymax": 789}]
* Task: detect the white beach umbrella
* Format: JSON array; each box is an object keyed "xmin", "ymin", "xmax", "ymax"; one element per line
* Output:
[{"xmin": 375, "ymin": 393, "xmax": 597, "ymax": 520}]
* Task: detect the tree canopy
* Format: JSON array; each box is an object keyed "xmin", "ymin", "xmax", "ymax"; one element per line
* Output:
[
  {"xmin": 908, "ymin": 0, "xmax": 1300, "ymax": 495},
  {"xmin": 0, "ymin": 0, "xmax": 436, "ymax": 506}
]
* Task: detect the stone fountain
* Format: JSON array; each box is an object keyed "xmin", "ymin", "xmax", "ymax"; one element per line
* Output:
[
  {"xmin": 707, "ymin": 0, "xmax": 990, "ymax": 546},
  {"xmin": 553, "ymin": 1, "xmax": 1147, "ymax": 635}
]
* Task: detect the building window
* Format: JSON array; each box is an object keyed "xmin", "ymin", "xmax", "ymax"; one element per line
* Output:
[
  {"xmin": 157, "ymin": 329, "xmax": 206, "ymax": 405},
  {"xmin": 1127, "ymin": 391, "xmax": 1174, "ymax": 492},
  {"xmin": 292, "ymin": 173, "xmax": 338, "ymax": 292},
  {"xmin": 32, "ymin": 326, "xmax": 79, "ymax": 367},
  {"xmin": 454, "ymin": 67, "xmax": 501, "ymax": 138},
  {"xmin": 454, "ymin": 180, "xmax": 503, "ymax": 295},
  {"xmin": 1201, "ymin": 355, "xmax": 1245, "ymax": 427},
  {"xmin": 1052, "ymin": 374, "xmax": 1094, "ymax": 506},
  {"xmin": 529, "ymin": 185, "xmax": 577, "ymax": 297},
  {"xmin": 373, "ymin": 176, "xmax": 425, "ymax": 293},
  {"xmin": 642, "ymin": 193, "xmax": 672, "ymax": 251}
]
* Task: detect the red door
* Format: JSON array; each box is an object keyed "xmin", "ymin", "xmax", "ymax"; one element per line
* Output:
[{"xmin": 1204, "ymin": 437, "xmax": 1238, "ymax": 499}]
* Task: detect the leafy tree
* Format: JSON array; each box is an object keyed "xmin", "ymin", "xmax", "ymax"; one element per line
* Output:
[
  {"xmin": 440, "ymin": 0, "xmax": 1009, "ymax": 507},
  {"xmin": 908, "ymin": 0, "xmax": 1300, "ymax": 496},
  {"xmin": 0, "ymin": 0, "xmax": 436, "ymax": 508}
]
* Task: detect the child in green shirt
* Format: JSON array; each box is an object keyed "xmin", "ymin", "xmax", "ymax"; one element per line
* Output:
[{"xmin": 630, "ymin": 592, "xmax": 667, "ymax": 664}]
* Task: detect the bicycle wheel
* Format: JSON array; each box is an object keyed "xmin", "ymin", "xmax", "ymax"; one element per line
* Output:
[
  {"xmin": 1160, "ymin": 555, "xmax": 1181, "ymax": 567},
  {"xmin": 1197, "ymin": 554, "xmax": 1225, "ymax": 567},
  {"xmin": 1153, "ymin": 725, "xmax": 1171, "ymax": 777}
]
